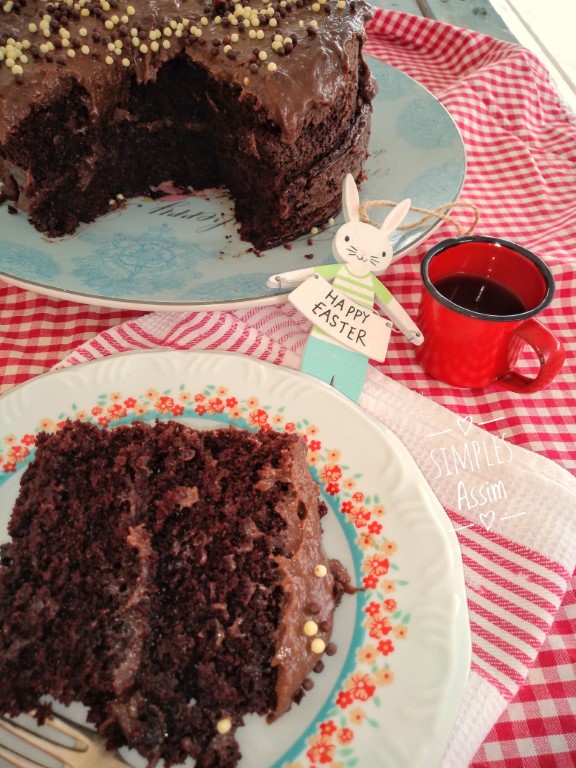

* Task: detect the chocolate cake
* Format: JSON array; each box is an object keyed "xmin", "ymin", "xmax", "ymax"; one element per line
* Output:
[
  {"xmin": 0, "ymin": 419, "xmax": 349, "ymax": 768},
  {"xmin": 0, "ymin": 0, "xmax": 376, "ymax": 249}
]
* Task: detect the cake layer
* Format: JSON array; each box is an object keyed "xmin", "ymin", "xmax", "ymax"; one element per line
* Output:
[
  {"xmin": 0, "ymin": 420, "xmax": 348, "ymax": 768},
  {"xmin": 0, "ymin": 0, "xmax": 376, "ymax": 248}
]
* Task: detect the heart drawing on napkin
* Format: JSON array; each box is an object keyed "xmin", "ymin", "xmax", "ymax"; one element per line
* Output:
[
  {"xmin": 457, "ymin": 415, "xmax": 474, "ymax": 436},
  {"xmin": 479, "ymin": 509, "xmax": 495, "ymax": 530}
]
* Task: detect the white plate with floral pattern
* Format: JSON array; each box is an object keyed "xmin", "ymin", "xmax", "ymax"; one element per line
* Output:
[
  {"xmin": 0, "ymin": 57, "xmax": 465, "ymax": 311},
  {"xmin": 0, "ymin": 351, "xmax": 470, "ymax": 768}
]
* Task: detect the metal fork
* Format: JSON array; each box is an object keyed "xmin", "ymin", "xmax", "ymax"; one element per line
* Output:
[{"xmin": 0, "ymin": 713, "xmax": 128, "ymax": 768}]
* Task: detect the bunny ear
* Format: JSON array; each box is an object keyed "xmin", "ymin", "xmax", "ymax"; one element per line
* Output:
[
  {"xmin": 341, "ymin": 173, "xmax": 361, "ymax": 223},
  {"xmin": 380, "ymin": 198, "xmax": 411, "ymax": 235}
]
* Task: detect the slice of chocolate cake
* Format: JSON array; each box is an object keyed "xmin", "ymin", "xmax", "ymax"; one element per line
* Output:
[{"xmin": 0, "ymin": 420, "xmax": 349, "ymax": 768}]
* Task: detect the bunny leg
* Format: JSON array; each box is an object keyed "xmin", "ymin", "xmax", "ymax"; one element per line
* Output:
[
  {"xmin": 301, "ymin": 336, "xmax": 368, "ymax": 403},
  {"xmin": 332, "ymin": 353, "xmax": 369, "ymax": 402}
]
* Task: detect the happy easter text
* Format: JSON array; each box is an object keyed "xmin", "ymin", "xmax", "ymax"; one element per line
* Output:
[{"xmin": 311, "ymin": 288, "xmax": 370, "ymax": 346}]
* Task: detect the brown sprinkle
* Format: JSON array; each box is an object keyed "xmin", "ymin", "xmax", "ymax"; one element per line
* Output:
[{"xmin": 325, "ymin": 642, "xmax": 337, "ymax": 656}]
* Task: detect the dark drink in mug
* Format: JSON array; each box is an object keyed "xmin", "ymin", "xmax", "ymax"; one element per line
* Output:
[{"xmin": 433, "ymin": 274, "xmax": 528, "ymax": 316}]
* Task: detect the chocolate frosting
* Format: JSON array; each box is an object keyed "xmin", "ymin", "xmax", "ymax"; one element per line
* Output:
[
  {"xmin": 0, "ymin": 0, "xmax": 375, "ymax": 144},
  {"xmin": 256, "ymin": 436, "xmax": 339, "ymax": 718}
]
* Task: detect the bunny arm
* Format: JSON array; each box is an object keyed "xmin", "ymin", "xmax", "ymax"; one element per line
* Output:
[
  {"xmin": 266, "ymin": 263, "xmax": 342, "ymax": 290},
  {"xmin": 375, "ymin": 294, "xmax": 424, "ymax": 345},
  {"xmin": 266, "ymin": 267, "xmax": 315, "ymax": 289}
]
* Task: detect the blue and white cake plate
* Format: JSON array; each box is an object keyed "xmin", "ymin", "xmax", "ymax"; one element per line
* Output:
[{"xmin": 0, "ymin": 58, "xmax": 466, "ymax": 310}]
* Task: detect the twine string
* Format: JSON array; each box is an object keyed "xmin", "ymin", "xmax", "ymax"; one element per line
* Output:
[{"xmin": 359, "ymin": 199, "xmax": 480, "ymax": 236}]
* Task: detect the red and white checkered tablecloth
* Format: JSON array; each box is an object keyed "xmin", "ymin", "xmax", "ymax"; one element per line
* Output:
[{"xmin": 1, "ymin": 8, "xmax": 576, "ymax": 767}]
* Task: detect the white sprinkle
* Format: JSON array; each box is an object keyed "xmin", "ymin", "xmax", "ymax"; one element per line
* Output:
[
  {"xmin": 216, "ymin": 717, "xmax": 232, "ymax": 735},
  {"xmin": 303, "ymin": 620, "xmax": 319, "ymax": 636},
  {"xmin": 311, "ymin": 637, "xmax": 326, "ymax": 654}
]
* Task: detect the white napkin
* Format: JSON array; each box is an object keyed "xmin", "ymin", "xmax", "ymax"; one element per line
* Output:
[{"xmin": 361, "ymin": 367, "xmax": 576, "ymax": 765}]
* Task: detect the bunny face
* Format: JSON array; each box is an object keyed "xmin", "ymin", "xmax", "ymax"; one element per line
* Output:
[
  {"xmin": 332, "ymin": 221, "xmax": 393, "ymax": 274},
  {"xmin": 332, "ymin": 173, "xmax": 411, "ymax": 275}
]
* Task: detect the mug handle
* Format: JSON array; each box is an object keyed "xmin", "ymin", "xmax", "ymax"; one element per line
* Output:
[{"xmin": 497, "ymin": 318, "xmax": 565, "ymax": 394}]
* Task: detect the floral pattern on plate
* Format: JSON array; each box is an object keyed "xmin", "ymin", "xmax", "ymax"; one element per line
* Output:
[
  {"xmin": 0, "ymin": 351, "xmax": 470, "ymax": 768},
  {"xmin": 1, "ymin": 381, "xmax": 410, "ymax": 768}
]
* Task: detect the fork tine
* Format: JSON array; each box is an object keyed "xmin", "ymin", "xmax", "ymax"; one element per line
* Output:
[
  {"xmin": 1, "ymin": 716, "xmax": 86, "ymax": 752},
  {"xmin": 0, "ymin": 718, "xmax": 76, "ymax": 768},
  {"xmin": 0, "ymin": 742, "xmax": 40, "ymax": 768},
  {"xmin": 31, "ymin": 717, "xmax": 87, "ymax": 753},
  {"xmin": 0, "ymin": 714, "xmax": 129, "ymax": 768}
]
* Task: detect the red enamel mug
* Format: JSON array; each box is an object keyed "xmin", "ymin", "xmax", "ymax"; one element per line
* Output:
[{"xmin": 415, "ymin": 236, "xmax": 565, "ymax": 392}]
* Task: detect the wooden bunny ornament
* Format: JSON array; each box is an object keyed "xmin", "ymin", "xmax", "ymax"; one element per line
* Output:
[{"xmin": 267, "ymin": 174, "xmax": 423, "ymax": 401}]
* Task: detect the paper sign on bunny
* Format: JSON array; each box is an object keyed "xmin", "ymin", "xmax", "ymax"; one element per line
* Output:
[{"xmin": 267, "ymin": 174, "xmax": 424, "ymax": 402}]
